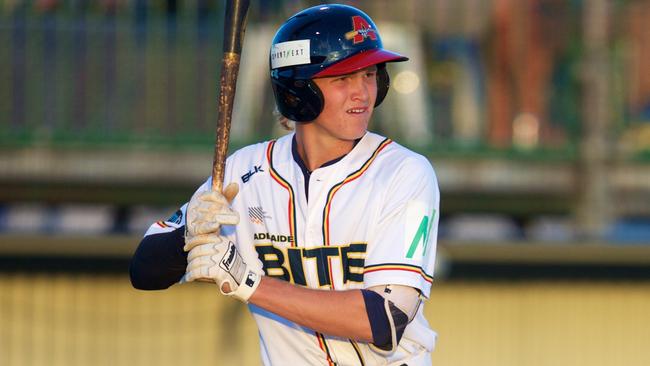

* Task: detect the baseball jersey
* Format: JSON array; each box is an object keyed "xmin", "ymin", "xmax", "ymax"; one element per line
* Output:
[{"xmin": 160, "ymin": 131, "xmax": 439, "ymax": 365}]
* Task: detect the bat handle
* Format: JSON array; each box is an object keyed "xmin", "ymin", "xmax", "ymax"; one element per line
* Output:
[{"xmin": 211, "ymin": 0, "xmax": 250, "ymax": 193}]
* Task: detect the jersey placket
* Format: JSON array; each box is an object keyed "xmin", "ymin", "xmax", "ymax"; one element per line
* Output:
[
  {"xmin": 303, "ymin": 166, "xmax": 344, "ymax": 366},
  {"xmin": 309, "ymin": 165, "xmax": 352, "ymax": 290}
]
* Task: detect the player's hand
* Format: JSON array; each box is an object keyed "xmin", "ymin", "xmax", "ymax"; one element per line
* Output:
[
  {"xmin": 181, "ymin": 238, "xmax": 262, "ymax": 303},
  {"xmin": 185, "ymin": 182, "xmax": 240, "ymax": 241}
]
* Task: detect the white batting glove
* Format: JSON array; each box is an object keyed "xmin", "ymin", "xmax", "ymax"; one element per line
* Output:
[
  {"xmin": 182, "ymin": 237, "xmax": 262, "ymax": 303},
  {"xmin": 185, "ymin": 182, "xmax": 240, "ymax": 242}
]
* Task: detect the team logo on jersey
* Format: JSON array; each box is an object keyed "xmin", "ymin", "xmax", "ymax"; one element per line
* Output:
[
  {"xmin": 241, "ymin": 165, "xmax": 264, "ymax": 183},
  {"xmin": 255, "ymin": 243, "xmax": 367, "ymax": 287},
  {"xmin": 404, "ymin": 201, "xmax": 436, "ymax": 259},
  {"xmin": 248, "ymin": 206, "xmax": 271, "ymax": 225},
  {"xmin": 345, "ymin": 16, "xmax": 377, "ymax": 44}
]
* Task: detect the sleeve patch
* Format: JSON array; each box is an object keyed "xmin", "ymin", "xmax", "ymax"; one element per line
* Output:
[
  {"xmin": 167, "ymin": 209, "xmax": 184, "ymax": 225},
  {"xmin": 403, "ymin": 201, "xmax": 435, "ymax": 260},
  {"xmin": 144, "ymin": 206, "xmax": 187, "ymax": 237}
]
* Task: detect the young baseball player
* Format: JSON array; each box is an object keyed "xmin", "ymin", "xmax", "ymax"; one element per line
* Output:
[{"xmin": 131, "ymin": 4, "xmax": 439, "ymax": 365}]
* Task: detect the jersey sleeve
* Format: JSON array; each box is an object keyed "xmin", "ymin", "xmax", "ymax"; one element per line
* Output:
[
  {"xmin": 363, "ymin": 155, "xmax": 440, "ymax": 298},
  {"xmin": 143, "ymin": 203, "xmax": 189, "ymax": 236}
]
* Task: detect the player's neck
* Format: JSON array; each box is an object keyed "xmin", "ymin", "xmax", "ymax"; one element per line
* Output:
[{"xmin": 294, "ymin": 130, "xmax": 356, "ymax": 171}]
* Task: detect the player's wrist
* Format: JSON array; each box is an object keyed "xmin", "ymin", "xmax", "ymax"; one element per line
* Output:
[
  {"xmin": 217, "ymin": 241, "xmax": 263, "ymax": 303},
  {"xmin": 222, "ymin": 267, "xmax": 262, "ymax": 303}
]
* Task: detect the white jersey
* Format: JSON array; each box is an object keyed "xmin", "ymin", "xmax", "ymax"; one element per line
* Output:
[{"xmin": 194, "ymin": 131, "xmax": 439, "ymax": 365}]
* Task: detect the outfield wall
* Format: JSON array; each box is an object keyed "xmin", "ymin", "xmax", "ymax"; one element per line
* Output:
[{"xmin": 1, "ymin": 275, "xmax": 648, "ymax": 366}]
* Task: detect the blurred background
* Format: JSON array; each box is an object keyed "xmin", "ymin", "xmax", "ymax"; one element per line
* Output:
[{"xmin": 1, "ymin": 0, "xmax": 650, "ymax": 365}]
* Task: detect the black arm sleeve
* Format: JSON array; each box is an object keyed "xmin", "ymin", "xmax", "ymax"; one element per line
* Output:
[{"xmin": 129, "ymin": 226, "xmax": 188, "ymax": 290}]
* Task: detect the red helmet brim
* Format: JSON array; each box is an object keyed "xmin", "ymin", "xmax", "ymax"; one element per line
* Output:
[{"xmin": 313, "ymin": 48, "xmax": 408, "ymax": 78}]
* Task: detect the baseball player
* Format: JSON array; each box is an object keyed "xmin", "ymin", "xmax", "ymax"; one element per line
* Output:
[{"xmin": 131, "ymin": 4, "xmax": 439, "ymax": 365}]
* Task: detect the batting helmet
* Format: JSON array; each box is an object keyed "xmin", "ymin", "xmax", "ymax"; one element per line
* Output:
[{"xmin": 270, "ymin": 4, "xmax": 409, "ymax": 122}]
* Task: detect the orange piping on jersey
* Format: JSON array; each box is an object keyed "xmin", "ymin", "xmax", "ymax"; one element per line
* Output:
[
  {"xmin": 315, "ymin": 332, "xmax": 335, "ymax": 366},
  {"xmin": 322, "ymin": 138, "xmax": 392, "ymax": 247},
  {"xmin": 267, "ymin": 140, "xmax": 298, "ymax": 247},
  {"xmin": 156, "ymin": 221, "xmax": 168, "ymax": 228},
  {"xmin": 364, "ymin": 263, "xmax": 434, "ymax": 284}
]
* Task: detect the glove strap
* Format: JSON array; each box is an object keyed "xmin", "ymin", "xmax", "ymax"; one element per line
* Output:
[
  {"xmin": 219, "ymin": 241, "xmax": 262, "ymax": 303},
  {"xmin": 230, "ymin": 269, "xmax": 261, "ymax": 303}
]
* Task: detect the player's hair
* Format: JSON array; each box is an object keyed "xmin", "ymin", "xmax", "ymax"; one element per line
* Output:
[{"xmin": 273, "ymin": 107, "xmax": 295, "ymax": 131}]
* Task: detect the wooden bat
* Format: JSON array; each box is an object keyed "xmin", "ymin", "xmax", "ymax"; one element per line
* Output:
[{"xmin": 212, "ymin": 0, "xmax": 250, "ymax": 193}]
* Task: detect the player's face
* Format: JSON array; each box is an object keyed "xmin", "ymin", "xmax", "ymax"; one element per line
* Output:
[{"xmin": 310, "ymin": 66, "xmax": 378, "ymax": 142}]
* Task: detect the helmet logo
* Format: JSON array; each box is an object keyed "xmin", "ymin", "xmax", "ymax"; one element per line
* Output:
[
  {"xmin": 345, "ymin": 16, "xmax": 377, "ymax": 44},
  {"xmin": 270, "ymin": 40, "xmax": 311, "ymax": 69}
]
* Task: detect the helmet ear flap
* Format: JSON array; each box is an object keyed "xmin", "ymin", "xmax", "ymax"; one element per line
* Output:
[
  {"xmin": 374, "ymin": 63, "xmax": 390, "ymax": 107},
  {"xmin": 271, "ymin": 78, "xmax": 324, "ymax": 122}
]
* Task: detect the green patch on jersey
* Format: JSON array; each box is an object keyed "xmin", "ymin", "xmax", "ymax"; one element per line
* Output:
[{"xmin": 406, "ymin": 209, "xmax": 436, "ymax": 259}]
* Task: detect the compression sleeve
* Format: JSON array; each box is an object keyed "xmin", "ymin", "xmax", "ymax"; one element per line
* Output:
[{"xmin": 129, "ymin": 226, "xmax": 188, "ymax": 290}]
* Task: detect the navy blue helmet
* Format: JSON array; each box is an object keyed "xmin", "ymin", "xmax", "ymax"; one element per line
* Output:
[{"xmin": 270, "ymin": 4, "xmax": 409, "ymax": 122}]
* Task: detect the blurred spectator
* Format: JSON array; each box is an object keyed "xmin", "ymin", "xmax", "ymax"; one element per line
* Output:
[
  {"xmin": 618, "ymin": 1, "xmax": 650, "ymax": 155},
  {"xmin": 486, "ymin": 0, "xmax": 573, "ymax": 149},
  {"xmin": 35, "ymin": 0, "xmax": 59, "ymax": 12},
  {"xmin": 625, "ymin": 1, "xmax": 650, "ymax": 122}
]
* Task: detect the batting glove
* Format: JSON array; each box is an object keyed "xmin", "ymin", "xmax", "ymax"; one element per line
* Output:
[
  {"xmin": 185, "ymin": 182, "xmax": 240, "ymax": 242},
  {"xmin": 182, "ymin": 237, "xmax": 262, "ymax": 303}
]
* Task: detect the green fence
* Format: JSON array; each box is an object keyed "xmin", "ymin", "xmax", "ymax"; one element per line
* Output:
[{"xmin": 1, "ymin": 1, "xmax": 649, "ymax": 160}]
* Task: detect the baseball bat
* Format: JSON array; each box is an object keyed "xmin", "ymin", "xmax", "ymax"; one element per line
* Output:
[{"xmin": 212, "ymin": 0, "xmax": 250, "ymax": 193}]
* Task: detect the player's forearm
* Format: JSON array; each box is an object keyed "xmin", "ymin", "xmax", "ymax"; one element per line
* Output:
[
  {"xmin": 249, "ymin": 276, "xmax": 373, "ymax": 342},
  {"xmin": 130, "ymin": 228, "xmax": 187, "ymax": 290}
]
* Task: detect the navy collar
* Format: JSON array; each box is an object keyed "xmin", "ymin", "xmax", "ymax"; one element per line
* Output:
[
  {"xmin": 291, "ymin": 135, "xmax": 349, "ymax": 174},
  {"xmin": 291, "ymin": 135, "xmax": 360, "ymax": 201}
]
